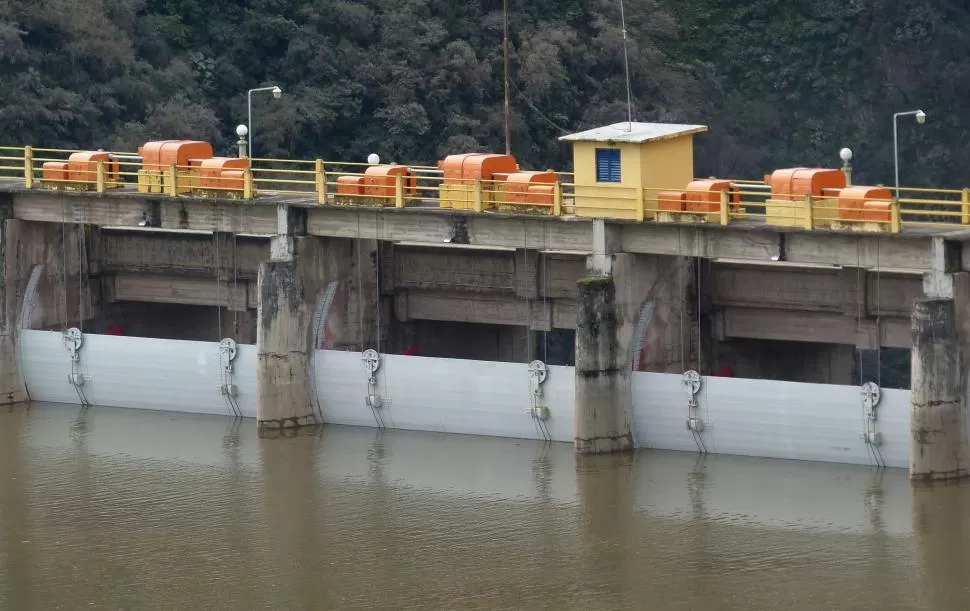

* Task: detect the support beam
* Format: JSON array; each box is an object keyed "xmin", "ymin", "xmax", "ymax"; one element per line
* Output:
[{"xmin": 910, "ymin": 298, "xmax": 968, "ymax": 481}]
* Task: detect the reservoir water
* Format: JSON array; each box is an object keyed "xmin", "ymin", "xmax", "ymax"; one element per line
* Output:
[{"xmin": 2, "ymin": 403, "xmax": 969, "ymax": 610}]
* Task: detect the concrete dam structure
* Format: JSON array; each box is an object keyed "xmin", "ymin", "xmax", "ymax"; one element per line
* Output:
[{"xmin": 2, "ymin": 121, "xmax": 970, "ymax": 481}]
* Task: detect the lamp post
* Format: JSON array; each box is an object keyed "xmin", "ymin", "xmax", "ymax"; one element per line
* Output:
[
  {"xmin": 236, "ymin": 124, "xmax": 249, "ymax": 158},
  {"xmin": 840, "ymin": 147, "xmax": 853, "ymax": 186},
  {"xmin": 247, "ymin": 85, "xmax": 282, "ymax": 158},
  {"xmin": 893, "ymin": 109, "xmax": 926, "ymax": 198}
]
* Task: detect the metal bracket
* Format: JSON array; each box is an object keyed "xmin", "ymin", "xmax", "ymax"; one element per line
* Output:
[
  {"xmin": 63, "ymin": 327, "xmax": 90, "ymax": 405},
  {"xmin": 63, "ymin": 327, "xmax": 83, "ymax": 362},
  {"xmin": 528, "ymin": 360, "xmax": 547, "ymax": 397},
  {"xmin": 362, "ymin": 349, "xmax": 384, "ymax": 410},
  {"xmin": 861, "ymin": 381, "xmax": 881, "ymax": 421},
  {"xmin": 217, "ymin": 338, "xmax": 241, "ymax": 416},
  {"xmin": 683, "ymin": 370, "xmax": 706, "ymax": 438},
  {"xmin": 526, "ymin": 360, "xmax": 551, "ymax": 440},
  {"xmin": 861, "ymin": 381, "xmax": 883, "ymax": 448}
]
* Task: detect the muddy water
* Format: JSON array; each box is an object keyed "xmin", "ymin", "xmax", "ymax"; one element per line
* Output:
[{"xmin": 1, "ymin": 403, "xmax": 969, "ymax": 610}]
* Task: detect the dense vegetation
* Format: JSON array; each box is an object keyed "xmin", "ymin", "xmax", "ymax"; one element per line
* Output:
[{"xmin": 0, "ymin": 0, "xmax": 966, "ymax": 186}]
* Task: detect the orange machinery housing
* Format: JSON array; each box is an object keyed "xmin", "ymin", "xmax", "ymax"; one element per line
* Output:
[
  {"xmin": 42, "ymin": 151, "xmax": 121, "ymax": 188},
  {"xmin": 196, "ymin": 157, "xmax": 249, "ymax": 194},
  {"xmin": 438, "ymin": 153, "xmax": 517, "ymax": 209},
  {"xmin": 837, "ymin": 186, "xmax": 893, "ymax": 222},
  {"xmin": 768, "ymin": 168, "xmax": 846, "ymax": 200},
  {"xmin": 657, "ymin": 178, "xmax": 740, "ymax": 214},
  {"xmin": 138, "ymin": 140, "xmax": 214, "ymax": 194},
  {"xmin": 335, "ymin": 164, "xmax": 416, "ymax": 204},
  {"xmin": 363, "ymin": 164, "xmax": 416, "ymax": 200},
  {"xmin": 504, "ymin": 171, "xmax": 556, "ymax": 208}
]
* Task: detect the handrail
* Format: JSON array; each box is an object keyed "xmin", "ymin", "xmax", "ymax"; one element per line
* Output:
[{"xmin": 8, "ymin": 144, "xmax": 970, "ymax": 233}]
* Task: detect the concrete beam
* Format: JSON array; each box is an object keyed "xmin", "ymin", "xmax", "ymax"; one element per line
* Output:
[
  {"xmin": 719, "ymin": 307, "xmax": 909, "ymax": 349},
  {"xmin": 395, "ymin": 290, "xmax": 562, "ymax": 331},
  {"xmin": 7, "ymin": 190, "xmax": 948, "ymax": 271},
  {"xmin": 108, "ymin": 273, "xmax": 249, "ymax": 311},
  {"xmin": 712, "ymin": 263, "xmax": 922, "ymax": 317},
  {"xmin": 100, "ymin": 230, "xmax": 268, "ymax": 279}
]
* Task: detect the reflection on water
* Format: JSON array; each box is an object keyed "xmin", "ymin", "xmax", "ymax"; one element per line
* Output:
[{"xmin": 2, "ymin": 403, "xmax": 970, "ymax": 610}]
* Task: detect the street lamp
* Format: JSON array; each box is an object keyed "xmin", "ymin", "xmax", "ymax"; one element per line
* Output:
[
  {"xmin": 840, "ymin": 147, "xmax": 853, "ymax": 186},
  {"xmin": 247, "ymin": 85, "xmax": 282, "ymax": 158},
  {"xmin": 893, "ymin": 109, "xmax": 926, "ymax": 198}
]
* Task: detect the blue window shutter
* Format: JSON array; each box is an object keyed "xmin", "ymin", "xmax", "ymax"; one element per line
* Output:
[{"xmin": 595, "ymin": 148, "xmax": 621, "ymax": 183}]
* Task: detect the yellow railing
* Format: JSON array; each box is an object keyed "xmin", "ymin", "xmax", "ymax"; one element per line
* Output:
[{"xmin": 7, "ymin": 144, "xmax": 970, "ymax": 234}]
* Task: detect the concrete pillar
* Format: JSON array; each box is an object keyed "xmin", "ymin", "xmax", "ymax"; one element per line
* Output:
[
  {"xmin": 574, "ymin": 249, "xmax": 692, "ymax": 454},
  {"xmin": 574, "ymin": 276, "xmax": 634, "ymax": 454},
  {"xmin": 256, "ymin": 204, "xmax": 320, "ymax": 431},
  {"xmin": 1, "ymin": 217, "xmax": 20, "ymax": 402},
  {"xmin": 910, "ymin": 299, "xmax": 968, "ymax": 481},
  {"xmin": 256, "ymin": 258, "xmax": 316, "ymax": 430}
]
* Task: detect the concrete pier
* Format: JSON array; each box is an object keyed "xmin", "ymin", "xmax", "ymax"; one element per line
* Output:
[
  {"xmin": 256, "ymin": 258, "xmax": 317, "ymax": 430},
  {"xmin": 910, "ymin": 299, "xmax": 968, "ymax": 481},
  {"xmin": 574, "ymin": 276, "xmax": 634, "ymax": 454}
]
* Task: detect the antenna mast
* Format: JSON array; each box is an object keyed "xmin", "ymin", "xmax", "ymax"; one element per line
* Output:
[
  {"xmin": 503, "ymin": 0, "xmax": 512, "ymax": 154},
  {"xmin": 619, "ymin": 0, "xmax": 634, "ymax": 131}
]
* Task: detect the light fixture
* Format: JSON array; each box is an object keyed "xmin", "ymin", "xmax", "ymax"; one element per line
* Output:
[
  {"xmin": 916, "ymin": 109, "xmax": 926, "ymax": 124},
  {"xmin": 839, "ymin": 147, "xmax": 853, "ymax": 163},
  {"xmin": 272, "ymin": 86, "xmax": 282, "ymax": 99},
  {"xmin": 236, "ymin": 124, "xmax": 248, "ymax": 138},
  {"xmin": 367, "ymin": 153, "xmax": 381, "ymax": 165}
]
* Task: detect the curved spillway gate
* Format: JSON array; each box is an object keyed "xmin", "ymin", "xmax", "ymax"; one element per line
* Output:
[{"xmin": 18, "ymin": 329, "xmax": 911, "ymax": 469}]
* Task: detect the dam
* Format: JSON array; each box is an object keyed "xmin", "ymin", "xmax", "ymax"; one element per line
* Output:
[{"xmin": 2, "ymin": 121, "xmax": 969, "ymax": 480}]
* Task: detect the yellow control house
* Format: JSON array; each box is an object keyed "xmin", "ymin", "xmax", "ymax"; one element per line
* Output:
[{"xmin": 559, "ymin": 122, "xmax": 708, "ymax": 220}]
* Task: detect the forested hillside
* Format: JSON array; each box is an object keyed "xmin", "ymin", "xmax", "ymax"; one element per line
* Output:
[{"xmin": 0, "ymin": 0, "xmax": 967, "ymax": 186}]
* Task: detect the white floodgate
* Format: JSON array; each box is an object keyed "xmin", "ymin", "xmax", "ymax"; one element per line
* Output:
[{"xmin": 20, "ymin": 329, "xmax": 911, "ymax": 469}]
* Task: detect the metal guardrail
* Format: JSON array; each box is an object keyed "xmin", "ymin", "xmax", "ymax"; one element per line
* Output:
[{"xmin": 8, "ymin": 145, "xmax": 970, "ymax": 233}]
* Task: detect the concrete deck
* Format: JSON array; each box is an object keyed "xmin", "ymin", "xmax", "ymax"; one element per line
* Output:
[{"xmin": 3, "ymin": 181, "xmax": 967, "ymax": 272}]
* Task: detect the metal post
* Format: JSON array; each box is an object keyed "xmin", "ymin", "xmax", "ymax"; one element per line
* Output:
[
  {"xmin": 23, "ymin": 145, "xmax": 33, "ymax": 189},
  {"xmin": 963, "ymin": 188, "xmax": 970, "ymax": 225},
  {"xmin": 166, "ymin": 164, "xmax": 178, "ymax": 197},
  {"xmin": 394, "ymin": 173, "xmax": 405, "ymax": 208},
  {"xmin": 803, "ymin": 193, "xmax": 814, "ymax": 230},
  {"xmin": 893, "ymin": 114, "xmax": 899, "ymax": 199},
  {"xmin": 553, "ymin": 180, "xmax": 562, "ymax": 217},
  {"xmin": 243, "ymin": 168, "xmax": 254, "ymax": 200},
  {"xmin": 473, "ymin": 178, "xmax": 483, "ymax": 213},
  {"xmin": 247, "ymin": 85, "xmax": 282, "ymax": 160},
  {"xmin": 96, "ymin": 160, "xmax": 106, "ymax": 193},
  {"xmin": 894, "ymin": 109, "xmax": 926, "ymax": 200},
  {"xmin": 719, "ymin": 189, "xmax": 730, "ymax": 225},
  {"xmin": 237, "ymin": 136, "xmax": 248, "ymax": 159},
  {"xmin": 315, "ymin": 159, "xmax": 326, "ymax": 205},
  {"xmin": 502, "ymin": 0, "xmax": 511, "ymax": 156}
]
